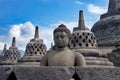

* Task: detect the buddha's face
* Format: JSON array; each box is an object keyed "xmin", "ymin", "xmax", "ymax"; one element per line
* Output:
[{"xmin": 54, "ymin": 32, "xmax": 69, "ymax": 48}]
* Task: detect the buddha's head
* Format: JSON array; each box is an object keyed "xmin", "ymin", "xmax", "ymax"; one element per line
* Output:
[{"xmin": 53, "ymin": 24, "xmax": 71, "ymax": 48}]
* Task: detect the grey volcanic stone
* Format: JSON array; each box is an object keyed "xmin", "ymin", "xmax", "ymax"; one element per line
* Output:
[
  {"xmin": 91, "ymin": 0, "xmax": 120, "ymax": 47},
  {"xmin": 1, "ymin": 66, "xmax": 120, "ymax": 80},
  {"xmin": 0, "ymin": 66, "xmax": 13, "ymax": 80},
  {"xmin": 107, "ymin": 45, "xmax": 120, "ymax": 67},
  {"xmin": 14, "ymin": 66, "xmax": 75, "ymax": 80},
  {"xmin": 76, "ymin": 67, "xmax": 120, "ymax": 80},
  {"xmin": 92, "ymin": 15, "xmax": 120, "ymax": 46}
]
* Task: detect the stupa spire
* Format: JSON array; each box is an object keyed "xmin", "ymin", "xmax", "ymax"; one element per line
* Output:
[
  {"xmin": 34, "ymin": 26, "xmax": 39, "ymax": 39},
  {"xmin": 73, "ymin": 10, "xmax": 86, "ymax": 31},
  {"xmin": 78, "ymin": 10, "xmax": 85, "ymax": 30},
  {"xmin": 3, "ymin": 44, "xmax": 7, "ymax": 52},
  {"xmin": 108, "ymin": 0, "xmax": 120, "ymax": 12},
  {"xmin": 12, "ymin": 37, "xmax": 16, "ymax": 47}
]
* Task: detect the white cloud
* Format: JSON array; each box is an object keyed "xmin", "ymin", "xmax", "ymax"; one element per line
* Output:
[
  {"xmin": 9, "ymin": 24, "xmax": 22, "ymax": 37},
  {"xmin": 74, "ymin": 1, "xmax": 83, "ymax": 5},
  {"xmin": 87, "ymin": 4, "xmax": 107, "ymax": 14},
  {"xmin": 0, "ymin": 21, "xmax": 35, "ymax": 51},
  {"xmin": 9, "ymin": 21, "xmax": 35, "ymax": 51}
]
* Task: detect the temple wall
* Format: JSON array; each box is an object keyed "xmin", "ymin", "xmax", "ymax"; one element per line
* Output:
[{"xmin": 0, "ymin": 66, "xmax": 120, "ymax": 80}]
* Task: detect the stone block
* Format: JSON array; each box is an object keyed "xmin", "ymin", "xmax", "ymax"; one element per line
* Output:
[
  {"xmin": 0, "ymin": 66, "xmax": 13, "ymax": 80},
  {"xmin": 76, "ymin": 67, "xmax": 120, "ymax": 80},
  {"xmin": 14, "ymin": 66, "xmax": 75, "ymax": 80}
]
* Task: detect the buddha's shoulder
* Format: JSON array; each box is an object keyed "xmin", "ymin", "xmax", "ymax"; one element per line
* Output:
[{"xmin": 47, "ymin": 50, "xmax": 56, "ymax": 54}]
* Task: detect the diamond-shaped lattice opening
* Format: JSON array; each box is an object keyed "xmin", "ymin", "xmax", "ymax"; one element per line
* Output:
[
  {"xmin": 71, "ymin": 72, "xmax": 81, "ymax": 80},
  {"xmin": 7, "ymin": 72, "xmax": 17, "ymax": 80}
]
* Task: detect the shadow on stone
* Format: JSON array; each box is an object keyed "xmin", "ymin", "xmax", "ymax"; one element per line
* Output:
[
  {"xmin": 72, "ymin": 72, "xmax": 81, "ymax": 80},
  {"xmin": 7, "ymin": 72, "xmax": 17, "ymax": 80}
]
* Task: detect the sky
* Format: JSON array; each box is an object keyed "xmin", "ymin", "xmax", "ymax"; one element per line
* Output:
[{"xmin": 0, "ymin": 0, "xmax": 109, "ymax": 54}]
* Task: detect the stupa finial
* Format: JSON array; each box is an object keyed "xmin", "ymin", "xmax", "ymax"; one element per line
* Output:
[
  {"xmin": 34, "ymin": 26, "xmax": 39, "ymax": 39},
  {"xmin": 108, "ymin": 0, "xmax": 120, "ymax": 12},
  {"xmin": 12, "ymin": 37, "xmax": 16, "ymax": 47},
  {"xmin": 78, "ymin": 10, "xmax": 85, "ymax": 30},
  {"xmin": 3, "ymin": 44, "xmax": 7, "ymax": 53}
]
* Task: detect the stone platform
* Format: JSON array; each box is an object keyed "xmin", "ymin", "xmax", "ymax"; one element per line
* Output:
[{"xmin": 0, "ymin": 66, "xmax": 119, "ymax": 80}]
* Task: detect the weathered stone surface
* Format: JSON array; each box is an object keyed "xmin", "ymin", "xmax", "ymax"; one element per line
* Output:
[
  {"xmin": 107, "ymin": 45, "xmax": 120, "ymax": 67},
  {"xmin": 1, "ymin": 66, "xmax": 120, "ymax": 80},
  {"xmin": 76, "ymin": 67, "xmax": 120, "ymax": 80},
  {"xmin": 91, "ymin": 0, "xmax": 120, "ymax": 47},
  {"xmin": 14, "ymin": 66, "xmax": 75, "ymax": 80},
  {"xmin": 2, "ymin": 66, "xmax": 120, "ymax": 80},
  {"xmin": 0, "ymin": 66, "xmax": 13, "ymax": 80},
  {"xmin": 92, "ymin": 15, "xmax": 120, "ymax": 47}
]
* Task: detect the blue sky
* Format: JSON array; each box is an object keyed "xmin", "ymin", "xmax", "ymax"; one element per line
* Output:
[
  {"xmin": 0, "ymin": 0, "xmax": 109, "ymax": 52},
  {"xmin": 0, "ymin": 0, "xmax": 108, "ymax": 27}
]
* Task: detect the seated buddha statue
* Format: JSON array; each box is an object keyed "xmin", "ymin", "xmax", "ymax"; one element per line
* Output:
[{"xmin": 41, "ymin": 24, "xmax": 86, "ymax": 66}]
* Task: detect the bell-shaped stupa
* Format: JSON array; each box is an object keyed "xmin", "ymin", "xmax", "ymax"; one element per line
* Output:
[
  {"xmin": 91, "ymin": 0, "xmax": 120, "ymax": 54},
  {"xmin": 0, "ymin": 37, "xmax": 20, "ymax": 65},
  {"xmin": 0, "ymin": 44, "xmax": 7, "ymax": 62},
  {"xmin": 70, "ymin": 10, "xmax": 113, "ymax": 67},
  {"xmin": 18, "ymin": 26, "xmax": 47, "ymax": 65}
]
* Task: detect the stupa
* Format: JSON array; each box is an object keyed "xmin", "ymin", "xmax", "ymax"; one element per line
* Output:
[
  {"xmin": 70, "ymin": 10, "xmax": 113, "ymax": 67},
  {"xmin": 0, "ymin": 37, "xmax": 20, "ymax": 65},
  {"xmin": 18, "ymin": 26, "xmax": 47, "ymax": 65},
  {"xmin": 0, "ymin": 44, "xmax": 7, "ymax": 61},
  {"xmin": 91, "ymin": 0, "xmax": 120, "ymax": 54}
]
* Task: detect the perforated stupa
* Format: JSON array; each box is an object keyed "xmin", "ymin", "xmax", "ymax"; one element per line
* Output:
[
  {"xmin": 18, "ymin": 26, "xmax": 47, "ymax": 65},
  {"xmin": 0, "ymin": 44, "xmax": 7, "ymax": 62},
  {"xmin": 0, "ymin": 37, "xmax": 20, "ymax": 65},
  {"xmin": 70, "ymin": 10, "xmax": 113, "ymax": 67}
]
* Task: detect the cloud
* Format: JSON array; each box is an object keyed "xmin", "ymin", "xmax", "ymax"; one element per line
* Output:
[
  {"xmin": 9, "ymin": 22, "xmax": 35, "ymax": 51},
  {"xmin": 9, "ymin": 24, "xmax": 22, "ymax": 37},
  {"xmin": 87, "ymin": 4, "xmax": 107, "ymax": 14},
  {"xmin": 0, "ymin": 21, "xmax": 35, "ymax": 51},
  {"xmin": 74, "ymin": 1, "xmax": 84, "ymax": 5}
]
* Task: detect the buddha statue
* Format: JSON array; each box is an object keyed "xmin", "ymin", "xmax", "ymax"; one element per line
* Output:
[{"xmin": 41, "ymin": 24, "xmax": 86, "ymax": 66}]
